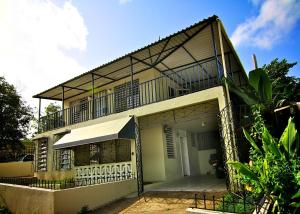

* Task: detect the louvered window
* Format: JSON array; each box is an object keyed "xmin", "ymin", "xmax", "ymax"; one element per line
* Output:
[
  {"xmin": 165, "ymin": 126, "xmax": 175, "ymax": 158},
  {"xmin": 36, "ymin": 138, "xmax": 48, "ymax": 172}
]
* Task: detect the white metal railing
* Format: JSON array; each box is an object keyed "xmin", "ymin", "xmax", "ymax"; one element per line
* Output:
[{"xmin": 74, "ymin": 161, "xmax": 134, "ymax": 186}]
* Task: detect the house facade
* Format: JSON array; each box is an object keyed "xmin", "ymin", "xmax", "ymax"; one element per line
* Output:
[{"xmin": 33, "ymin": 15, "xmax": 247, "ymax": 195}]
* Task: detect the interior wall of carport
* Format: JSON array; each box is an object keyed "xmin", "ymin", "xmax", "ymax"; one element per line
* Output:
[{"xmin": 138, "ymin": 99, "xmax": 221, "ymax": 182}]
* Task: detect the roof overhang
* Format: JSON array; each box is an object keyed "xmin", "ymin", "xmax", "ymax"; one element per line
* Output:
[
  {"xmin": 33, "ymin": 15, "xmax": 246, "ymax": 101},
  {"xmin": 53, "ymin": 116, "xmax": 135, "ymax": 149}
]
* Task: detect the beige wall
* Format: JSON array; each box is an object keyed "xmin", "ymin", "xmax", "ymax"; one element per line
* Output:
[
  {"xmin": 140, "ymin": 124, "xmax": 166, "ymax": 182},
  {"xmin": 54, "ymin": 179, "xmax": 137, "ymax": 214},
  {"xmin": 0, "ymin": 179, "xmax": 137, "ymax": 214},
  {"xmin": 0, "ymin": 184, "xmax": 55, "ymax": 214},
  {"xmin": 35, "ymin": 86, "xmax": 227, "ymax": 180},
  {"xmin": 0, "ymin": 162, "xmax": 34, "ymax": 177},
  {"xmin": 198, "ymin": 149, "xmax": 216, "ymax": 175}
]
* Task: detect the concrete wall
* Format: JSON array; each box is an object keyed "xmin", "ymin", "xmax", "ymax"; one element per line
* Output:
[
  {"xmin": 198, "ymin": 149, "xmax": 216, "ymax": 175},
  {"xmin": 140, "ymin": 124, "xmax": 166, "ymax": 182},
  {"xmin": 0, "ymin": 184, "xmax": 54, "ymax": 214},
  {"xmin": 54, "ymin": 179, "xmax": 137, "ymax": 214},
  {"xmin": 0, "ymin": 162, "xmax": 34, "ymax": 177},
  {"xmin": 0, "ymin": 179, "xmax": 137, "ymax": 214}
]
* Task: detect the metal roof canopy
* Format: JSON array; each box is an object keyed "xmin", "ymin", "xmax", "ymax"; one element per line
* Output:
[
  {"xmin": 33, "ymin": 15, "xmax": 243, "ymax": 101},
  {"xmin": 53, "ymin": 116, "xmax": 135, "ymax": 149}
]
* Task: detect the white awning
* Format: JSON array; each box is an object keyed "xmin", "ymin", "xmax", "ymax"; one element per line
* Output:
[{"xmin": 53, "ymin": 116, "xmax": 135, "ymax": 149}]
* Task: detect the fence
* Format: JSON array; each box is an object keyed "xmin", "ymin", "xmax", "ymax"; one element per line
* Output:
[
  {"xmin": 0, "ymin": 177, "xmax": 75, "ymax": 190},
  {"xmin": 74, "ymin": 161, "xmax": 134, "ymax": 186},
  {"xmin": 193, "ymin": 193, "xmax": 263, "ymax": 213}
]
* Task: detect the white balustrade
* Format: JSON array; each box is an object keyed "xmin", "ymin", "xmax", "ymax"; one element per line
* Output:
[{"xmin": 74, "ymin": 161, "xmax": 133, "ymax": 186}]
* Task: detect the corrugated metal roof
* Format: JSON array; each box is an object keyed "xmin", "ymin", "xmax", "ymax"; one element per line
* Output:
[{"xmin": 33, "ymin": 15, "xmax": 219, "ymax": 100}]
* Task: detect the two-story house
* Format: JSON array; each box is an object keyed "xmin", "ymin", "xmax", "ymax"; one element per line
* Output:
[{"xmin": 32, "ymin": 15, "xmax": 247, "ymax": 195}]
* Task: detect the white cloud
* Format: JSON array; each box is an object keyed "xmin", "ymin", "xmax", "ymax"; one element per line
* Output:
[
  {"xmin": 231, "ymin": 0, "xmax": 300, "ymax": 49},
  {"xmin": 0, "ymin": 0, "xmax": 88, "ymax": 108},
  {"xmin": 119, "ymin": 0, "xmax": 132, "ymax": 5}
]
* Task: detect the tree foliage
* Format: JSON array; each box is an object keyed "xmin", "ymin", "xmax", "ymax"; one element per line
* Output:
[
  {"xmin": 263, "ymin": 58, "xmax": 300, "ymax": 107},
  {"xmin": 45, "ymin": 102, "xmax": 61, "ymax": 116},
  {"xmin": 0, "ymin": 77, "xmax": 33, "ymax": 150}
]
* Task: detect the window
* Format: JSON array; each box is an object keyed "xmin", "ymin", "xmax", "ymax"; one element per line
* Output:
[
  {"xmin": 88, "ymin": 140, "xmax": 131, "ymax": 165},
  {"xmin": 94, "ymin": 90, "xmax": 108, "ymax": 117},
  {"xmin": 197, "ymin": 131, "xmax": 218, "ymax": 150},
  {"xmin": 58, "ymin": 149, "xmax": 72, "ymax": 170},
  {"xmin": 36, "ymin": 138, "xmax": 48, "ymax": 172},
  {"xmin": 70, "ymin": 97, "xmax": 89, "ymax": 124},
  {"xmin": 164, "ymin": 125, "xmax": 175, "ymax": 158},
  {"xmin": 53, "ymin": 133, "xmax": 72, "ymax": 171},
  {"xmin": 116, "ymin": 140, "xmax": 131, "ymax": 162},
  {"xmin": 114, "ymin": 80, "xmax": 139, "ymax": 113}
]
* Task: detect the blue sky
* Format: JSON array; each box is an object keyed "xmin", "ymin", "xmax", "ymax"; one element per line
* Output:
[
  {"xmin": 72, "ymin": 0, "xmax": 300, "ymax": 76},
  {"xmin": 0, "ymin": 0, "xmax": 299, "ymax": 108}
]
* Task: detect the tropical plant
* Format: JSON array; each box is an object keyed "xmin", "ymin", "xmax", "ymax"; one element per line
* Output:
[
  {"xmin": 224, "ymin": 68, "xmax": 273, "ymax": 139},
  {"xmin": 228, "ymin": 118, "xmax": 300, "ymax": 213}
]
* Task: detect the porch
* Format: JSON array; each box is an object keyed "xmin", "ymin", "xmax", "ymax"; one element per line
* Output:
[{"xmin": 144, "ymin": 175, "xmax": 226, "ymax": 192}]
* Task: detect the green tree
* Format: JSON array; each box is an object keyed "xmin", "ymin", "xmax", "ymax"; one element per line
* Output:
[
  {"xmin": 45, "ymin": 102, "xmax": 61, "ymax": 116},
  {"xmin": 263, "ymin": 58, "xmax": 300, "ymax": 107},
  {"xmin": 0, "ymin": 77, "xmax": 33, "ymax": 150}
]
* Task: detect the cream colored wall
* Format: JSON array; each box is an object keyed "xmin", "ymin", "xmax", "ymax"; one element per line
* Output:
[
  {"xmin": 198, "ymin": 149, "xmax": 216, "ymax": 175},
  {"xmin": 0, "ymin": 183, "xmax": 55, "ymax": 214},
  {"xmin": 130, "ymin": 139, "xmax": 137, "ymax": 176},
  {"xmin": 35, "ymin": 86, "xmax": 227, "ymax": 180},
  {"xmin": 0, "ymin": 162, "xmax": 34, "ymax": 177},
  {"xmin": 0, "ymin": 179, "xmax": 137, "ymax": 214},
  {"xmin": 140, "ymin": 124, "xmax": 166, "ymax": 182},
  {"xmin": 34, "ymin": 135, "xmax": 74, "ymax": 180},
  {"xmin": 54, "ymin": 179, "xmax": 137, "ymax": 214}
]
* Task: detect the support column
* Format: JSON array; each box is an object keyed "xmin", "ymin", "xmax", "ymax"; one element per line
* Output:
[
  {"xmin": 217, "ymin": 20, "xmax": 239, "ymax": 191},
  {"xmin": 210, "ymin": 23, "xmax": 221, "ymax": 80},
  {"xmin": 130, "ymin": 56, "xmax": 134, "ymax": 109},
  {"xmin": 38, "ymin": 98, "xmax": 41, "ymax": 132},
  {"xmin": 62, "ymin": 86, "xmax": 64, "ymax": 126},
  {"xmin": 134, "ymin": 116, "xmax": 144, "ymax": 195},
  {"xmin": 92, "ymin": 73, "xmax": 95, "ymax": 119}
]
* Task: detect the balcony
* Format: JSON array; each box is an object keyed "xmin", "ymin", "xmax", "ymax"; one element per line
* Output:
[{"xmin": 38, "ymin": 58, "xmax": 224, "ymax": 132}]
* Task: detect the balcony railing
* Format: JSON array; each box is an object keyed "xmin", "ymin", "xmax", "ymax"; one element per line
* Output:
[{"xmin": 39, "ymin": 58, "xmax": 223, "ymax": 132}]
